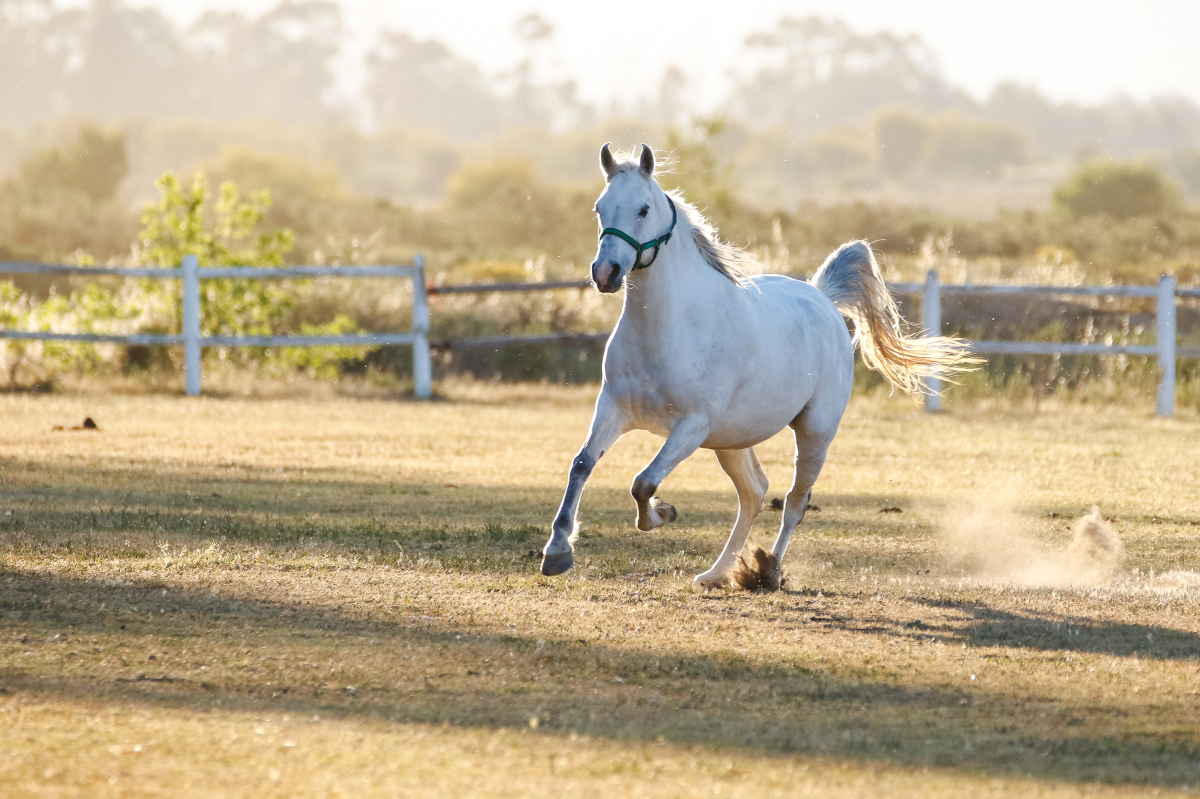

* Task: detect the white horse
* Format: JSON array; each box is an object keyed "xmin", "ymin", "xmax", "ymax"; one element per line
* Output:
[{"xmin": 541, "ymin": 143, "xmax": 973, "ymax": 591}]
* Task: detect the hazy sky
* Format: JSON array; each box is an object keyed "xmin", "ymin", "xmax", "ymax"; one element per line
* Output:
[{"xmin": 120, "ymin": 0, "xmax": 1200, "ymax": 109}]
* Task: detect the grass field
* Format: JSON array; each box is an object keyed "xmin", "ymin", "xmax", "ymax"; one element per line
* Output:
[{"xmin": 1, "ymin": 382, "xmax": 1199, "ymax": 797}]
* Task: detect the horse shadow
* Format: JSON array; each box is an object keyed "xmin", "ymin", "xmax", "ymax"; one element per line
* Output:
[{"xmin": 920, "ymin": 600, "xmax": 1200, "ymax": 660}]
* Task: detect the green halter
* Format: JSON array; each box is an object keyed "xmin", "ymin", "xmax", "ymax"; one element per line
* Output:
[{"xmin": 600, "ymin": 197, "xmax": 677, "ymax": 270}]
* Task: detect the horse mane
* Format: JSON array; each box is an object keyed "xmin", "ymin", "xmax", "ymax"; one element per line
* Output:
[
  {"xmin": 607, "ymin": 148, "xmax": 752, "ymax": 287},
  {"xmin": 666, "ymin": 189, "xmax": 752, "ymax": 287}
]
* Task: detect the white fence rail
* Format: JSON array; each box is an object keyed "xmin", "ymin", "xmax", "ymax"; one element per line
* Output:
[
  {"xmin": 422, "ymin": 273, "xmax": 1196, "ymax": 417},
  {"xmin": 0, "ymin": 255, "xmax": 432, "ymax": 397},
  {"xmin": 895, "ymin": 271, "xmax": 1200, "ymax": 417},
  {"xmin": 3, "ymin": 261, "xmax": 1196, "ymax": 414}
]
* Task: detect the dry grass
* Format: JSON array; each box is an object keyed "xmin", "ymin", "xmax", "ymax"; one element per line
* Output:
[{"xmin": 1, "ymin": 383, "xmax": 1199, "ymax": 797}]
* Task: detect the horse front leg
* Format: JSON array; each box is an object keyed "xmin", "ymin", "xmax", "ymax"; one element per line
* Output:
[
  {"xmin": 541, "ymin": 393, "xmax": 628, "ymax": 576},
  {"xmin": 631, "ymin": 415, "xmax": 709, "ymax": 532}
]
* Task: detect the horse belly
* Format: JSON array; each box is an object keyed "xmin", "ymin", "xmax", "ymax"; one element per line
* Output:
[
  {"xmin": 700, "ymin": 330, "xmax": 845, "ymax": 450},
  {"xmin": 701, "ymin": 382, "xmax": 808, "ymax": 450}
]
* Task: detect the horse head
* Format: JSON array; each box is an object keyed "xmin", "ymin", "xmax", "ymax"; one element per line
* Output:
[{"xmin": 591, "ymin": 143, "xmax": 676, "ymax": 293}]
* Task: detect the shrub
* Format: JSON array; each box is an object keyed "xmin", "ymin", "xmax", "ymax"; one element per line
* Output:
[
  {"xmin": 926, "ymin": 113, "xmax": 1029, "ymax": 177},
  {"xmin": 798, "ymin": 127, "xmax": 876, "ymax": 178},
  {"xmin": 872, "ymin": 106, "xmax": 931, "ymax": 177},
  {"xmin": 0, "ymin": 126, "xmax": 135, "ymax": 263},
  {"xmin": 1053, "ymin": 161, "xmax": 1180, "ymax": 219}
]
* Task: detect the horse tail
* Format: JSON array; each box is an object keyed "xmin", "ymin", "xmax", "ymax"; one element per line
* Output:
[{"xmin": 809, "ymin": 240, "xmax": 978, "ymax": 398}]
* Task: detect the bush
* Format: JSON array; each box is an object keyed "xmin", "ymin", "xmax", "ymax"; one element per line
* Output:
[
  {"xmin": 871, "ymin": 106, "xmax": 1029, "ymax": 180},
  {"xmin": 200, "ymin": 146, "xmax": 394, "ymax": 265},
  {"xmin": 872, "ymin": 106, "xmax": 931, "ymax": 177},
  {"xmin": 797, "ymin": 128, "xmax": 875, "ymax": 179},
  {"xmin": 0, "ymin": 126, "xmax": 135, "ymax": 263},
  {"xmin": 15, "ymin": 126, "xmax": 127, "ymax": 202},
  {"xmin": 1053, "ymin": 161, "xmax": 1180, "ymax": 219},
  {"xmin": 926, "ymin": 113, "xmax": 1029, "ymax": 177}
]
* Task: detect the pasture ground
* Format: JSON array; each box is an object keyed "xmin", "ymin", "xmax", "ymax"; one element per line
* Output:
[{"xmin": 1, "ymin": 382, "xmax": 1199, "ymax": 797}]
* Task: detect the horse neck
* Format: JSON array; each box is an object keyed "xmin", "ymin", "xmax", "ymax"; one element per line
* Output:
[{"xmin": 619, "ymin": 222, "xmax": 734, "ymax": 340}]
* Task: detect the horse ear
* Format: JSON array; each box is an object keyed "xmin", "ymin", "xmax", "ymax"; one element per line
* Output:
[
  {"xmin": 639, "ymin": 144, "xmax": 655, "ymax": 177},
  {"xmin": 599, "ymin": 142, "xmax": 616, "ymax": 180}
]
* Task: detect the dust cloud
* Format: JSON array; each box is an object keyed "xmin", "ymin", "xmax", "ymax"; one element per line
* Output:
[{"xmin": 942, "ymin": 501, "xmax": 1124, "ymax": 588}]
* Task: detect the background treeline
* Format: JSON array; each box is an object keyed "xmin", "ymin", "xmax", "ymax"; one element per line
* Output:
[
  {"xmin": 4, "ymin": 1, "xmax": 1200, "ymax": 208},
  {"xmin": 3, "ymin": 3, "xmax": 1200, "ymax": 156}
]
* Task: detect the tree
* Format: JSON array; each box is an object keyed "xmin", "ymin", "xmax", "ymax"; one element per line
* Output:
[
  {"xmin": 984, "ymin": 82, "xmax": 1200, "ymax": 158},
  {"xmin": 366, "ymin": 31, "xmax": 504, "ymax": 138},
  {"xmin": 189, "ymin": 1, "xmax": 343, "ymax": 124},
  {"xmin": 62, "ymin": 0, "xmax": 195, "ymax": 119},
  {"xmin": 501, "ymin": 12, "xmax": 592, "ymax": 132},
  {"xmin": 0, "ymin": 0, "xmax": 70, "ymax": 125},
  {"xmin": 731, "ymin": 16, "xmax": 969, "ymax": 134}
]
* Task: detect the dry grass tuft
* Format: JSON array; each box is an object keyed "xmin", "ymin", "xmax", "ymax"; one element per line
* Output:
[{"xmin": 732, "ymin": 545, "xmax": 783, "ymax": 592}]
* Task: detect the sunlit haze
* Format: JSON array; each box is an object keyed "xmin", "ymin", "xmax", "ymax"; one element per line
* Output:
[{"xmin": 120, "ymin": 0, "xmax": 1200, "ymax": 108}]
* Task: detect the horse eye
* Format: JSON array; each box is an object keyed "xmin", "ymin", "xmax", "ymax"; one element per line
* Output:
[{"xmin": 638, "ymin": 205, "xmax": 649, "ymax": 217}]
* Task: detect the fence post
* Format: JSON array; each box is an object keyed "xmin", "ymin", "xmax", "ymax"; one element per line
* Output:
[
  {"xmin": 411, "ymin": 255, "xmax": 432, "ymax": 398},
  {"xmin": 1156, "ymin": 274, "xmax": 1176, "ymax": 418},
  {"xmin": 923, "ymin": 269, "xmax": 941, "ymax": 412},
  {"xmin": 182, "ymin": 254, "xmax": 201, "ymax": 397}
]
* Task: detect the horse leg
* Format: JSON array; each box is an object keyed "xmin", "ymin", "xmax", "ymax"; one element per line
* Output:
[
  {"xmin": 630, "ymin": 415, "xmax": 709, "ymax": 532},
  {"xmin": 694, "ymin": 447, "xmax": 769, "ymax": 592},
  {"xmin": 769, "ymin": 401, "xmax": 843, "ymax": 567},
  {"xmin": 541, "ymin": 393, "xmax": 628, "ymax": 576}
]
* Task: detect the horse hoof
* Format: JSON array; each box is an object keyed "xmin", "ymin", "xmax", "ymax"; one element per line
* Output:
[
  {"xmin": 650, "ymin": 496, "xmax": 677, "ymax": 524},
  {"xmin": 692, "ymin": 571, "xmax": 729, "ymax": 593},
  {"xmin": 541, "ymin": 551, "xmax": 574, "ymax": 576}
]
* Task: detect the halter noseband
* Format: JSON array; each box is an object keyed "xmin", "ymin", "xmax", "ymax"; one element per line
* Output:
[{"xmin": 600, "ymin": 196, "xmax": 677, "ymax": 271}]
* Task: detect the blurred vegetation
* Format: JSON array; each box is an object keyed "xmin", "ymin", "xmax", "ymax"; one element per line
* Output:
[
  {"xmin": 1, "ymin": 118, "xmax": 1199, "ymax": 404},
  {"xmin": 1053, "ymin": 161, "xmax": 1181, "ymax": 219},
  {"xmin": 871, "ymin": 106, "xmax": 1030, "ymax": 179},
  {"xmin": 0, "ymin": 125, "xmax": 136, "ymax": 264},
  {"xmin": 5, "ymin": 2, "xmax": 1200, "ymax": 209}
]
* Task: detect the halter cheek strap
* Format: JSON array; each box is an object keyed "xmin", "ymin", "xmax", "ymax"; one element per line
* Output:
[{"xmin": 600, "ymin": 197, "xmax": 677, "ymax": 271}]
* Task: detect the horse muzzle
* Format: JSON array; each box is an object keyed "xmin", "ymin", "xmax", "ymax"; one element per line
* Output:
[{"xmin": 591, "ymin": 260, "xmax": 624, "ymax": 293}]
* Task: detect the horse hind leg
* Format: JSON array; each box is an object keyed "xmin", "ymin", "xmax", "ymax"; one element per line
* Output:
[
  {"xmin": 694, "ymin": 447, "xmax": 769, "ymax": 592},
  {"xmin": 769, "ymin": 403, "xmax": 842, "ymax": 571}
]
